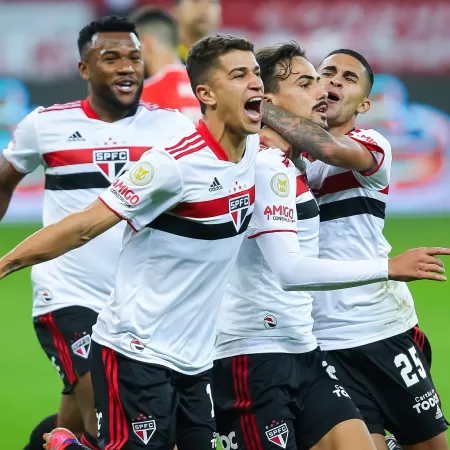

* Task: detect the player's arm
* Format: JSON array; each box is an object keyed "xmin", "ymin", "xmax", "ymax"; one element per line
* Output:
[
  {"xmin": 0, "ymin": 148, "xmax": 184, "ymax": 280},
  {"xmin": 257, "ymin": 232, "xmax": 450, "ymax": 291},
  {"xmin": 0, "ymin": 108, "xmax": 44, "ymax": 220},
  {"xmin": 0, "ymin": 155, "xmax": 26, "ymax": 219},
  {"xmin": 0, "ymin": 199, "xmax": 121, "ymax": 278},
  {"xmin": 261, "ymin": 102, "xmax": 377, "ymax": 172}
]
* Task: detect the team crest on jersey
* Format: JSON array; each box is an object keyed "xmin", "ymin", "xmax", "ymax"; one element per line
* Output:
[
  {"xmin": 71, "ymin": 334, "xmax": 91, "ymax": 359},
  {"xmin": 265, "ymin": 421, "xmax": 289, "ymax": 449},
  {"xmin": 132, "ymin": 414, "xmax": 156, "ymax": 445},
  {"xmin": 130, "ymin": 338, "xmax": 145, "ymax": 353},
  {"xmin": 93, "ymin": 149, "xmax": 130, "ymax": 182},
  {"xmin": 264, "ymin": 315, "xmax": 277, "ymax": 329},
  {"xmin": 229, "ymin": 194, "xmax": 250, "ymax": 232}
]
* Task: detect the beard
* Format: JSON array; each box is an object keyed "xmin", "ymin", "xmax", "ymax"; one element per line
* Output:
[{"xmin": 92, "ymin": 80, "xmax": 144, "ymax": 113}]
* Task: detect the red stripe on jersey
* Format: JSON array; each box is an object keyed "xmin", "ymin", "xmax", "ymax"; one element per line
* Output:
[
  {"xmin": 43, "ymin": 147, "xmax": 151, "ymax": 167},
  {"xmin": 317, "ymin": 171, "xmax": 361, "ymax": 197},
  {"xmin": 248, "ymin": 229, "xmax": 297, "ymax": 240},
  {"xmin": 39, "ymin": 101, "xmax": 82, "ymax": 113},
  {"xmin": 173, "ymin": 143, "xmax": 207, "ymax": 160},
  {"xmin": 165, "ymin": 132, "xmax": 199, "ymax": 151},
  {"xmin": 196, "ymin": 120, "xmax": 229, "ymax": 161},
  {"xmin": 172, "ymin": 185, "xmax": 255, "ymax": 218},
  {"xmin": 296, "ymin": 174, "xmax": 309, "ymax": 197},
  {"xmin": 166, "ymin": 135, "xmax": 204, "ymax": 155},
  {"xmin": 348, "ymin": 135, "xmax": 385, "ymax": 177}
]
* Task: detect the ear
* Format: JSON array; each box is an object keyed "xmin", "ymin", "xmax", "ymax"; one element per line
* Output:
[
  {"xmin": 196, "ymin": 84, "xmax": 216, "ymax": 109},
  {"xmin": 356, "ymin": 97, "xmax": 370, "ymax": 115},
  {"xmin": 78, "ymin": 60, "xmax": 89, "ymax": 81},
  {"xmin": 264, "ymin": 92, "xmax": 280, "ymax": 107}
]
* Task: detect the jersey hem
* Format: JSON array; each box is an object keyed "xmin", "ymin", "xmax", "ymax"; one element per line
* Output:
[
  {"xmin": 316, "ymin": 318, "xmax": 418, "ymax": 351},
  {"xmin": 91, "ymin": 335, "xmax": 213, "ymax": 375},
  {"xmin": 32, "ymin": 303, "xmax": 101, "ymax": 317}
]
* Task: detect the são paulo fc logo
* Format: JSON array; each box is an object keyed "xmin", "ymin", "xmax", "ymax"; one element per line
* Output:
[
  {"xmin": 71, "ymin": 334, "xmax": 91, "ymax": 359},
  {"xmin": 265, "ymin": 420, "xmax": 289, "ymax": 448},
  {"xmin": 132, "ymin": 414, "xmax": 156, "ymax": 444},
  {"xmin": 229, "ymin": 193, "xmax": 250, "ymax": 232},
  {"xmin": 93, "ymin": 149, "xmax": 130, "ymax": 182},
  {"xmin": 130, "ymin": 338, "xmax": 144, "ymax": 353},
  {"xmin": 264, "ymin": 315, "xmax": 277, "ymax": 329}
]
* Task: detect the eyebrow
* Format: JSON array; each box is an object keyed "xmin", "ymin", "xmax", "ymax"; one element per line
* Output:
[
  {"xmin": 321, "ymin": 65, "xmax": 359, "ymax": 80},
  {"xmin": 295, "ymin": 74, "xmax": 319, "ymax": 83},
  {"xmin": 100, "ymin": 49, "xmax": 140, "ymax": 56},
  {"xmin": 228, "ymin": 65, "xmax": 260, "ymax": 75}
]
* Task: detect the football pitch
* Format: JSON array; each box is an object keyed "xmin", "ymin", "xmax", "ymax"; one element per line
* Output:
[{"xmin": 1, "ymin": 217, "xmax": 449, "ymax": 448}]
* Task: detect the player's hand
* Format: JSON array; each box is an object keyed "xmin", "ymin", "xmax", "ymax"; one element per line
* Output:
[
  {"xmin": 388, "ymin": 247, "xmax": 450, "ymax": 282},
  {"xmin": 259, "ymin": 127, "xmax": 293, "ymax": 154}
]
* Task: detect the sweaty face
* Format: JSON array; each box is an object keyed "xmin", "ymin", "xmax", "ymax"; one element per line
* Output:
[
  {"xmin": 204, "ymin": 50, "xmax": 263, "ymax": 135},
  {"xmin": 176, "ymin": 0, "xmax": 221, "ymax": 39},
  {"xmin": 80, "ymin": 32, "xmax": 144, "ymax": 111},
  {"xmin": 317, "ymin": 53, "xmax": 369, "ymax": 126},
  {"xmin": 268, "ymin": 56, "xmax": 328, "ymax": 128}
]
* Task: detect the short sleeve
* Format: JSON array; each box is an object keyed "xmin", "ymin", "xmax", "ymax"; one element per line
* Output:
[
  {"xmin": 99, "ymin": 148, "xmax": 183, "ymax": 231},
  {"xmin": 2, "ymin": 107, "xmax": 43, "ymax": 173},
  {"xmin": 350, "ymin": 129, "xmax": 392, "ymax": 190},
  {"xmin": 247, "ymin": 148, "xmax": 297, "ymax": 239}
]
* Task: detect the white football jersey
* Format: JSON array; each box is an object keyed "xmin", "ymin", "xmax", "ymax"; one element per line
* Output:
[
  {"xmin": 215, "ymin": 148, "xmax": 320, "ymax": 358},
  {"xmin": 3, "ymin": 99, "xmax": 196, "ymax": 316},
  {"xmin": 308, "ymin": 128, "xmax": 418, "ymax": 350},
  {"xmin": 92, "ymin": 121, "xmax": 259, "ymax": 374}
]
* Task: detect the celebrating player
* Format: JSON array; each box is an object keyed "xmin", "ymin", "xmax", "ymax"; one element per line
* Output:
[
  {"xmin": 0, "ymin": 34, "xmax": 264, "ymax": 450},
  {"xmin": 131, "ymin": 7, "xmax": 201, "ymax": 123},
  {"xmin": 259, "ymin": 49, "xmax": 449, "ymax": 450},
  {"xmin": 213, "ymin": 42, "xmax": 450, "ymax": 450},
  {"xmin": 0, "ymin": 15, "xmax": 197, "ymax": 450}
]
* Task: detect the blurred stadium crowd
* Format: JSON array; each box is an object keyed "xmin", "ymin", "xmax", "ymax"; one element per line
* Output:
[{"xmin": 0, "ymin": 0, "xmax": 450, "ymax": 221}]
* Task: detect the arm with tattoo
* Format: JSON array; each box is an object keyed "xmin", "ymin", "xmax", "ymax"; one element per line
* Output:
[{"xmin": 262, "ymin": 102, "xmax": 377, "ymax": 172}]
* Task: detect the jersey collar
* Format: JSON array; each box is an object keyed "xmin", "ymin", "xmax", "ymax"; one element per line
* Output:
[
  {"xmin": 81, "ymin": 98, "xmax": 101, "ymax": 120},
  {"xmin": 196, "ymin": 120, "xmax": 230, "ymax": 161}
]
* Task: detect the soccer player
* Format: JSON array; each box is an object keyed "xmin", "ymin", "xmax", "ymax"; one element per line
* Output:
[
  {"xmin": 213, "ymin": 42, "xmax": 449, "ymax": 450},
  {"xmin": 259, "ymin": 50, "xmax": 449, "ymax": 450},
  {"xmin": 0, "ymin": 35, "xmax": 264, "ymax": 450},
  {"xmin": 173, "ymin": 0, "xmax": 221, "ymax": 64},
  {"xmin": 131, "ymin": 7, "xmax": 201, "ymax": 123},
  {"xmin": 0, "ymin": 15, "xmax": 197, "ymax": 450}
]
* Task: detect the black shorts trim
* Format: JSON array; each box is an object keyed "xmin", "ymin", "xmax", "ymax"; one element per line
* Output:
[
  {"xmin": 319, "ymin": 196, "xmax": 386, "ymax": 222},
  {"xmin": 147, "ymin": 213, "xmax": 252, "ymax": 240},
  {"xmin": 102, "ymin": 346, "xmax": 129, "ymax": 448},
  {"xmin": 38, "ymin": 312, "xmax": 77, "ymax": 386}
]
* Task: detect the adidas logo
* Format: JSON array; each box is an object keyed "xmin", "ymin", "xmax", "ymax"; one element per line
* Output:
[
  {"xmin": 209, "ymin": 177, "xmax": 223, "ymax": 192},
  {"xmin": 436, "ymin": 404, "xmax": 443, "ymax": 419},
  {"xmin": 68, "ymin": 131, "xmax": 85, "ymax": 142}
]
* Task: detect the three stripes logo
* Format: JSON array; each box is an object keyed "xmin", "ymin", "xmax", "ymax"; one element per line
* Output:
[
  {"xmin": 67, "ymin": 131, "xmax": 85, "ymax": 142},
  {"xmin": 209, "ymin": 177, "xmax": 223, "ymax": 192}
]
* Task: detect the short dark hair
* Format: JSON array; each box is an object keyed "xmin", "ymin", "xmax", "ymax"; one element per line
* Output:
[
  {"xmin": 255, "ymin": 42, "xmax": 306, "ymax": 93},
  {"xmin": 186, "ymin": 34, "xmax": 254, "ymax": 113},
  {"xmin": 129, "ymin": 7, "xmax": 178, "ymax": 49},
  {"xmin": 323, "ymin": 49, "xmax": 374, "ymax": 94},
  {"xmin": 78, "ymin": 15, "xmax": 138, "ymax": 58}
]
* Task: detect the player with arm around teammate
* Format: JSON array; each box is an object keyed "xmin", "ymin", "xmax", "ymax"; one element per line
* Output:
[{"xmin": 259, "ymin": 47, "xmax": 449, "ymax": 450}]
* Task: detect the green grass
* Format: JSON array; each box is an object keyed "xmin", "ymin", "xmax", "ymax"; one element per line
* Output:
[{"xmin": 1, "ymin": 217, "xmax": 449, "ymax": 447}]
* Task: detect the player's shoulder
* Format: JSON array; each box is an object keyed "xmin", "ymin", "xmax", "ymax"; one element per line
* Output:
[
  {"xmin": 37, "ymin": 101, "xmax": 83, "ymax": 116},
  {"xmin": 348, "ymin": 128, "xmax": 391, "ymax": 152},
  {"xmin": 256, "ymin": 146, "xmax": 293, "ymax": 171}
]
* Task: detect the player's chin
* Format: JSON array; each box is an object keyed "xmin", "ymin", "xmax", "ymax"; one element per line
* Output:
[
  {"xmin": 242, "ymin": 112, "xmax": 262, "ymax": 135},
  {"xmin": 312, "ymin": 112, "xmax": 329, "ymax": 129}
]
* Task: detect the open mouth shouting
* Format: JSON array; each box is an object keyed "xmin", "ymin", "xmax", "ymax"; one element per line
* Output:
[{"xmin": 244, "ymin": 96, "xmax": 263, "ymax": 123}]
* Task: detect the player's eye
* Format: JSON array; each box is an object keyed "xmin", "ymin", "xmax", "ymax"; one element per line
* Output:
[
  {"xmin": 321, "ymin": 72, "xmax": 333, "ymax": 77},
  {"xmin": 233, "ymin": 73, "xmax": 244, "ymax": 79},
  {"xmin": 345, "ymin": 77, "xmax": 357, "ymax": 83}
]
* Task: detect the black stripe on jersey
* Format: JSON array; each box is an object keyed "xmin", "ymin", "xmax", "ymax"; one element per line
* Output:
[
  {"xmin": 147, "ymin": 213, "xmax": 253, "ymax": 240},
  {"xmin": 45, "ymin": 173, "xmax": 111, "ymax": 190},
  {"xmin": 319, "ymin": 196, "xmax": 385, "ymax": 222},
  {"xmin": 296, "ymin": 198, "xmax": 320, "ymax": 221}
]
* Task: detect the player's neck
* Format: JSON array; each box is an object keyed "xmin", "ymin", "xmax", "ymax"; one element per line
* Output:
[
  {"xmin": 88, "ymin": 94, "xmax": 136, "ymax": 123},
  {"xmin": 328, "ymin": 118, "xmax": 356, "ymax": 137},
  {"xmin": 202, "ymin": 116, "xmax": 247, "ymax": 163},
  {"xmin": 145, "ymin": 51, "xmax": 180, "ymax": 78}
]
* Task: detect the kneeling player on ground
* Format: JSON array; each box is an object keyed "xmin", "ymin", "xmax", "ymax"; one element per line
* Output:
[
  {"xmin": 213, "ymin": 42, "xmax": 449, "ymax": 450},
  {"xmin": 0, "ymin": 35, "xmax": 265, "ymax": 450},
  {"xmin": 259, "ymin": 48, "xmax": 449, "ymax": 450}
]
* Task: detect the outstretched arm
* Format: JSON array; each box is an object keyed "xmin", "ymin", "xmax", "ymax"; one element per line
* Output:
[
  {"xmin": 261, "ymin": 102, "xmax": 377, "ymax": 172},
  {"xmin": 0, "ymin": 199, "xmax": 121, "ymax": 278}
]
